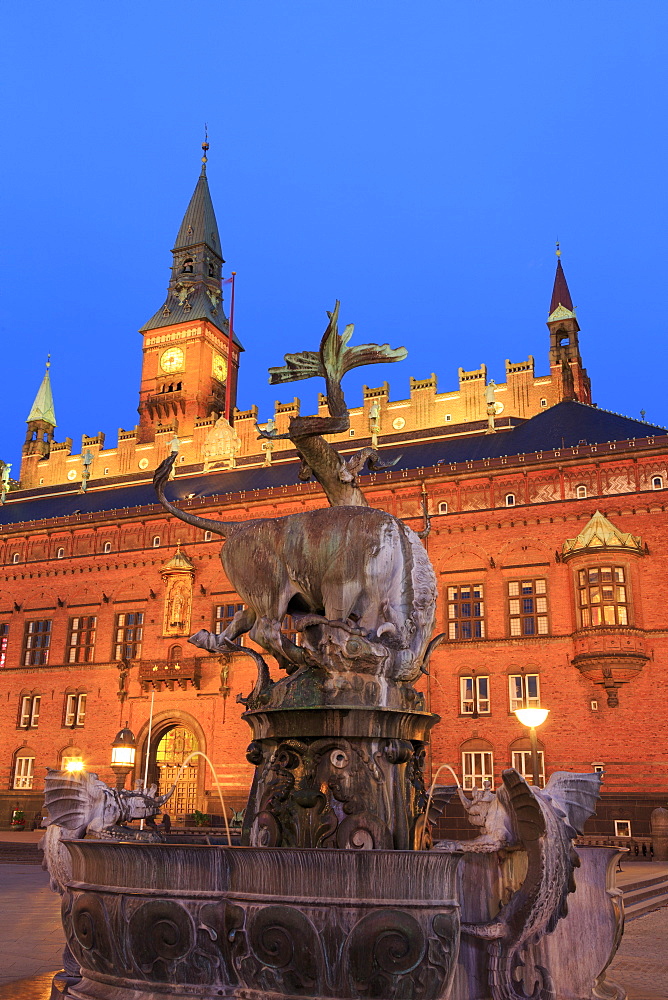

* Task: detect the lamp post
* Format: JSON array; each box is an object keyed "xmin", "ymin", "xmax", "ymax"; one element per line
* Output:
[
  {"xmin": 111, "ymin": 723, "xmax": 136, "ymax": 791},
  {"xmin": 514, "ymin": 707, "xmax": 549, "ymax": 787}
]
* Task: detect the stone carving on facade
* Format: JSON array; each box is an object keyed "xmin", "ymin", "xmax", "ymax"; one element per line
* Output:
[
  {"xmin": 203, "ymin": 413, "xmax": 241, "ymax": 470},
  {"xmin": 161, "ymin": 544, "xmax": 195, "ymax": 636}
]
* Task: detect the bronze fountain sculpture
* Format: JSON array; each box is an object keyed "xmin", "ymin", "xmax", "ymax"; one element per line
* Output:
[{"xmin": 41, "ymin": 304, "xmax": 627, "ymax": 1000}]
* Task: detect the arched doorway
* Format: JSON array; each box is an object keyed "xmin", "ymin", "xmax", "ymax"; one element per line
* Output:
[{"xmin": 154, "ymin": 726, "xmax": 199, "ymax": 819}]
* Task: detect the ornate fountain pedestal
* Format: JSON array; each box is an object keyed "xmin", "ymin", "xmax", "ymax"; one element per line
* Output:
[
  {"xmin": 63, "ymin": 841, "xmax": 461, "ymax": 1000},
  {"xmin": 242, "ymin": 703, "xmax": 439, "ymax": 850}
]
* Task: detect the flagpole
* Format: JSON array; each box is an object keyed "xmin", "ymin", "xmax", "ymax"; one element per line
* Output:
[
  {"xmin": 224, "ymin": 272, "xmax": 236, "ymax": 423},
  {"xmin": 139, "ymin": 688, "xmax": 155, "ymax": 831}
]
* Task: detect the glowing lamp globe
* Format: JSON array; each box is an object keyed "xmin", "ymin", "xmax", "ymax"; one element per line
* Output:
[
  {"xmin": 514, "ymin": 708, "xmax": 549, "ymax": 729},
  {"xmin": 111, "ymin": 724, "xmax": 136, "ymax": 767},
  {"xmin": 64, "ymin": 759, "xmax": 85, "ymax": 774}
]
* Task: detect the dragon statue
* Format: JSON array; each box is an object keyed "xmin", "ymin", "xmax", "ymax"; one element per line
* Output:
[{"xmin": 435, "ymin": 768, "xmax": 603, "ymax": 1000}]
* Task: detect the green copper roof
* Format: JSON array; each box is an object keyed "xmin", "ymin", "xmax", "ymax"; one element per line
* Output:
[
  {"xmin": 27, "ymin": 366, "xmax": 57, "ymax": 426},
  {"xmin": 173, "ymin": 168, "xmax": 221, "ymax": 254}
]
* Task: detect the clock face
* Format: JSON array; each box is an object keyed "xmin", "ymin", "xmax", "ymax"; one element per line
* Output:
[
  {"xmin": 212, "ymin": 352, "xmax": 228, "ymax": 382},
  {"xmin": 160, "ymin": 347, "xmax": 184, "ymax": 374}
]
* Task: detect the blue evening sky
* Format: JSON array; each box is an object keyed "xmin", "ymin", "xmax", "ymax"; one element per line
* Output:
[{"xmin": 2, "ymin": 2, "xmax": 667, "ymax": 473}]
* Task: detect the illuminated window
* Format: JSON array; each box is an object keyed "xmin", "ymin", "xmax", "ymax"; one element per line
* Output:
[
  {"xmin": 114, "ymin": 612, "xmax": 144, "ymax": 660},
  {"xmin": 214, "ymin": 603, "xmax": 245, "ymax": 645},
  {"xmin": 614, "ymin": 820, "xmax": 632, "ymax": 838},
  {"xmin": 65, "ymin": 693, "xmax": 87, "ymax": 728},
  {"xmin": 23, "ymin": 620, "xmax": 51, "ymax": 666},
  {"xmin": 438, "ymin": 501, "xmax": 448, "ymax": 514},
  {"xmin": 505, "ymin": 493, "xmax": 515, "ymax": 507},
  {"xmin": 68, "ymin": 616, "xmax": 96, "ymax": 664},
  {"xmin": 61, "ymin": 748, "xmax": 83, "ymax": 771},
  {"xmin": 447, "ymin": 584, "xmax": 485, "ymax": 640},
  {"xmin": 508, "ymin": 673, "xmax": 540, "ymax": 711},
  {"xmin": 13, "ymin": 755, "xmax": 34, "ymax": 790},
  {"xmin": 578, "ymin": 567, "xmax": 629, "ymax": 627},
  {"xmin": 511, "ymin": 748, "xmax": 545, "ymax": 787},
  {"xmin": 19, "ymin": 694, "xmax": 40, "ymax": 729},
  {"xmin": 204, "ymin": 530, "xmax": 213, "ymax": 541},
  {"xmin": 461, "ymin": 747, "xmax": 494, "ymax": 790},
  {"xmin": 0, "ymin": 623, "xmax": 8, "ymax": 667},
  {"xmin": 576, "ymin": 485, "xmax": 587, "ymax": 499},
  {"xmin": 508, "ymin": 580, "xmax": 548, "ymax": 636},
  {"xmin": 460, "ymin": 675, "xmax": 490, "ymax": 714}
]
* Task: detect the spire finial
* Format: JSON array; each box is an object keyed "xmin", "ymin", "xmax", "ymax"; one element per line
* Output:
[
  {"xmin": 555, "ymin": 240, "xmax": 561, "ymax": 259},
  {"xmin": 46, "ymin": 354, "xmax": 51, "ymax": 370},
  {"xmin": 201, "ymin": 124, "xmax": 209, "ymax": 173}
]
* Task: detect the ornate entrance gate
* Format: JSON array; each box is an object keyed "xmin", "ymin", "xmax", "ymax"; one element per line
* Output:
[{"xmin": 155, "ymin": 726, "xmax": 199, "ymax": 820}]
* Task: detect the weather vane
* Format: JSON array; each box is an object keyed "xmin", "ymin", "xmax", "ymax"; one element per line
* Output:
[
  {"xmin": 555, "ymin": 240, "xmax": 561, "ymax": 258},
  {"xmin": 202, "ymin": 123, "xmax": 209, "ymax": 169}
]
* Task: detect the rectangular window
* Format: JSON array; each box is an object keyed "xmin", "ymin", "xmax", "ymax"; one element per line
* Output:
[
  {"xmin": 460, "ymin": 675, "xmax": 490, "ymax": 714},
  {"xmin": 13, "ymin": 756, "xmax": 34, "ymax": 790},
  {"xmin": 114, "ymin": 612, "xmax": 143, "ymax": 660},
  {"xmin": 65, "ymin": 693, "xmax": 87, "ymax": 728},
  {"xmin": 447, "ymin": 584, "xmax": 485, "ymax": 640},
  {"xmin": 614, "ymin": 820, "xmax": 632, "ymax": 838},
  {"xmin": 508, "ymin": 673, "xmax": 541, "ymax": 712},
  {"xmin": 578, "ymin": 567, "xmax": 629, "ymax": 627},
  {"xmin": 511, "ymin": 749, "xmax": 545, "ymax": 787},
  {"xmin": 23, "ymin": 619, "xmax": 51, "ymax": 666},
  {"xmin": 214, "ymin": 603, "xmax": 245, "ymax": 645},
  {"xmin": 508, "ymin": 579, "xmax": 548, "ymax": 637},
  {"xmin": 19, "ymin": 694, "xmax": 41, "ymax": 729},
  {"xmin": 0, "ymin": 623, "xmax": 8, "ymax": 667},
  {"xmin": 462, "ymin": 751, "xmax": 494, "ymax": 790},
  {"xmin": 68, "ymin": 616, "xmax": 97, "ymax": 664}
]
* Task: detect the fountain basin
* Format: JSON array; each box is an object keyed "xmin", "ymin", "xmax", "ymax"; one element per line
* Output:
[{"xmin": 63, "ymin": 841, "xmax": 462, "ymax": 1000}]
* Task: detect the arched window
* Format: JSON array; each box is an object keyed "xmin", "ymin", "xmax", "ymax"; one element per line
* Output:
[
  {"xmin": 60, "ymin": 746, "xmax": 83, "ymax": 772},
  {"xmin": 460, "ymin": 738, "xmax": 494, "ymax": 790},
  {"xmin": 181, "ymin": 258, "xmax": 193, "ymax": 273},
  {"xmin": 576, "ymin": 485, "xmax": 587, "ymax": 499},
  {"xmin": 56, "ymin": 547, "xmax": 65, "ymax": 559},
  {"xmin": 652, "ymin": 476, "xmax": 664, "ymax": 490},
  {"xmin": 505, "ymin": 493, "xmax": 515, "ymax": 507},
  {"xmin": 152, "ymin": 536, "xmax": 161, "ymax": 548},
  {"xmin": 204, "ymin": 530, "xmax": 213, "ymax": 542},
  {"xmin": 540, "ymin": 398, "xmax": 547, "ymax": 407},
  {"xmin": 438, "ymin": 501, "xmax": 448, "ymax": 514},
  {"xmin": 510, "ymin": 737, "xmax": 545, "ymax": 787},
  {"xmin": 103, "ymin": 541, "xmax": 112, "ymax": 554},
  {"xmin": 208, "ymin": 262, "xmax": 216, "ymax": 277},
  {"xmin": 12, "ymin": 553, "xmax": 19, "ymax": 564},
  {"xmin": 169, "ymin": 644, "xmax": 182, "ymax": 663}
]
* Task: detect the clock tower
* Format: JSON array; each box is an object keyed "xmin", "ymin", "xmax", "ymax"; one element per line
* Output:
[{"xmin": 137, "ymin": 142, "xmax": 243, "ymax": 443}]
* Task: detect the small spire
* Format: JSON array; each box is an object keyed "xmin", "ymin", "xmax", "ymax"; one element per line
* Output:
[
  {"xmin": 201, "ymin": 123, "xmax": 209, "ymax": 174},
  {"xmin": 27, "ymin": 357, "xmax": 57, "ymax": 426},
  {"xmin": 549, "ymin": 245, "xmax": 574, "ymax": 317}
]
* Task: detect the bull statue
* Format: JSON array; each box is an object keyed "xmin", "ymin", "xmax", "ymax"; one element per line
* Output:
[{"xmin": 154, "ymin": 304, "xmax": 443, "ymax": 688}]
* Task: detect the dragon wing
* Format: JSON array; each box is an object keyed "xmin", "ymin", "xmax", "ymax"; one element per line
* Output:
[
  {"xmin": 542, "ymin": 770, "xmax": 602, "ymax": 838},
  {"xmin": 43, "ymin": 769, "xmax": 97, "ymax": 834}
]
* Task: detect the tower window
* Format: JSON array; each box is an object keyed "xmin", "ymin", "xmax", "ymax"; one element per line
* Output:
[
  {"xmin": 182, "ymin": 258, "xmax": 194, "ymax": 273},
  {"xmin": 576, "ymin": 485, "xmax": 587, "ymax": 499},
  {"xmin": 56, "ymin": 547, "xmax": 65, "ymax": 559},
  {"xmin": 208, "ymin": 263, "xmax": 216, "ymax": 277},
  {"xmin": 505, "ymin": 493, "xmax": 516, "ymax": 507},
  {"xmin": 652, "ymin": 476, "xmax": 664, "ymax": 490}
]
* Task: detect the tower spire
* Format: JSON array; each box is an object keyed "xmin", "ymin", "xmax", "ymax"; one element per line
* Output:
[
  {"xmin": 23, "ymin": 357, "xmax": 57, "ymax": 461},
  {"xmin": 546, "ymin": 246, "xmax": 591, "ymax": 404}
]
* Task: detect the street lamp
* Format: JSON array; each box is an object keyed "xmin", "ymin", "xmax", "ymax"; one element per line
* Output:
[
  {"xmin": 514, "ymin": 707, "xmax": 549, "ymax": 787},
  {"xmin": 111, "ymin": 723, "xmax": 136, "ymax": 791},
  {"xmin": 63, "ymin": 759, "xmax": 85, "ymax": 775}
]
